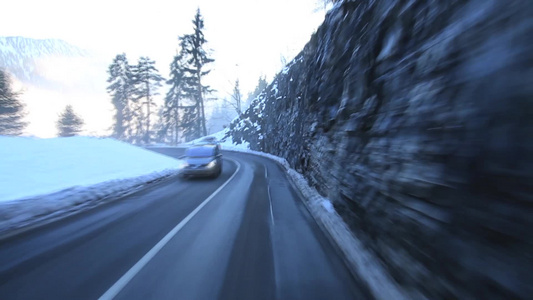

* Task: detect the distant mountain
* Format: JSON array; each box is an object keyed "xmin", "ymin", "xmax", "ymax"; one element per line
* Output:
[{"xmin": 0, "ymin": 36, "xmax": 90, "ymax": 86}]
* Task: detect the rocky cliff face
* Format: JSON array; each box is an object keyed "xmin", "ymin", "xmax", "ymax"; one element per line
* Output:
[{"xmin": 228, "ymin": 0, "xmax": 532, "ymax": 298}]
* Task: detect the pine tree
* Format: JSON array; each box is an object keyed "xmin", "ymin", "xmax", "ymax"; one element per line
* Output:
[
  {"xmin": 57, "ymin": 105, "xmax": 84, "ymax": 137},
  {"xmin": 180, "ymin": 8, "xmax": 215, "ymax": 137},
  {"xmin": 245, "ymin": 76, "xmax": 268, "ymax": 109},
  {"xmin": 180, "ymin": 106, "xmax": 201, "ymax": 141},
  {"xmin": 0, "ymin": 69, "xmax": 26, "ymax": 135},
  {"xmin": 159, "ymin": 9, "xmax": 215, "ymax": 142},
  {"xmin": 153, "ymin": 106, "xmax": 169, "ymax": 143},
  {"xmin": 131, "ymin": 57, "xmax": 164, "ymax": 144},
  {"xmin": 230, "ymin": 79, "xmax": 243, "ymax": 115},
  {"xmin": 107, "ymin": 53, "xmax": 133, "ymax": 141},
  {"xmin": 160, "ymin": 50, "xmax": 188, "ymax": 145}
]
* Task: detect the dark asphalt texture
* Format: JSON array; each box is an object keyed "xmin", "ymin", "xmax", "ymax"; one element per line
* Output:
[{"xmin": 0, "ymin": 148, "xmax": 368, "ymax": 299}]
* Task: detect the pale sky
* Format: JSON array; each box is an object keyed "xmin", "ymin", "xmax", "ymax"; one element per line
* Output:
[
  {"xmin": 2, "ymin": 0, "xmax": 327, "ymax": 92},
  {"xmin": 1, "ymin": 0, "xmax": 328, "ymax": 137}
]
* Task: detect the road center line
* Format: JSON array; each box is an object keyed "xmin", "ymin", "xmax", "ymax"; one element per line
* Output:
[
  {"xmin": 267, "ymin": 185, "xmax": 275, "ymax": 226},
  {"xmin": 98, "ymin": 159, "xmax": 241, "ymax": 300},
  {"xmin": 265, "ymin": 165, "xmax": 274, "ymax": 225}
]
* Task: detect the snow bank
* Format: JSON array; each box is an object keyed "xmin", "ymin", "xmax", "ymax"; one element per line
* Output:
[{"xmin": 0, "ymin": 136, "xmax": 181, "ymax": 234}]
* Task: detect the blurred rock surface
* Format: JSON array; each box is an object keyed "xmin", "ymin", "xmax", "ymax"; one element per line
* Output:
[{"xmin": 228, "ymin": 0, "xmax": 532, "ymax": 298}]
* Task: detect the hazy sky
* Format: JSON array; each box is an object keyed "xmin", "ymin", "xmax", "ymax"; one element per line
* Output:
[
  {"xmin": 1, "ymin": 0, "xmax": 329, "ymax": 137},
  {"xmin": 1, "ymin": 0, "xmax": 327, "ymax": 95}
]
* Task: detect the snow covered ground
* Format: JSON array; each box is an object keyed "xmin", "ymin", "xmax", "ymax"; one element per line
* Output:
[{"xmin": 0, "ymin": 136, "xmax": 182, "ymax": 234}]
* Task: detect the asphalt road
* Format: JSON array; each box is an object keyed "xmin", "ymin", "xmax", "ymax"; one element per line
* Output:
[{"xmin": 0, "ymin": 148, "xmax": 368, "ymax": 299}]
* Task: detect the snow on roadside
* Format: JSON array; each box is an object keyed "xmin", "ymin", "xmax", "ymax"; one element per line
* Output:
[{"xmin": 0, "ymin": 136, "xmax": 182, "ymax": 234}]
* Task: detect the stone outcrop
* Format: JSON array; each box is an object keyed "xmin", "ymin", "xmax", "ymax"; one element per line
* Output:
[{"xmin": 228, "ymin": 0, "xmax": 532, "ymax": 298}]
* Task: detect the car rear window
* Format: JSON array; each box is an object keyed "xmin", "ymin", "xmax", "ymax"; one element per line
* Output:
[{"xmin": 186, "ymin": 147, "xmax": 215, "ymax": 157}]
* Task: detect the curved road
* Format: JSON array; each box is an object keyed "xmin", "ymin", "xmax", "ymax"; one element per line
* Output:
[{"xmin": 0, "ymin": 149, "xmax": 367, "ymax": 299}]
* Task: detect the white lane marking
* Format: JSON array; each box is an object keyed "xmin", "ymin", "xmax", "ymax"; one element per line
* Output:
[
  {"xmin": 267, "ymin": 185, "xmax": 275, "ymax": 226},
  {"xmin": 265, "ymin": 165, "xmax": 274, "ymax": 225},
  {"xmin": 99, "ymin": 159, "xmax": 241, "ymax": 300}
]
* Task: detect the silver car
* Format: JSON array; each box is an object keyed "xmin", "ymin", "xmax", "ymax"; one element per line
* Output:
[{"xmin": 179, "ymin": 145, "xmax": 223, "ymax": 179}]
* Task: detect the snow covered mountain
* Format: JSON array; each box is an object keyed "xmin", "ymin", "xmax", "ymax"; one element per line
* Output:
[{"xmin": 0, "ymin": 36, "xmax": 89, "ymax": 86}]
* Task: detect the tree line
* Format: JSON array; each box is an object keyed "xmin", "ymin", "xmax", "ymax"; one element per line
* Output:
[
  {"xmin": 107, "ymin": 9, "xmax": 268, "ymax": 145},
  {"xmin": 1, "ymin": 8, "xmax": 267, "ymax": 140},
  {"xmin": 107, "ymin": 9, "xmax": 212, "ymax": 145},
  {"xmin": 107, "ymin": 54, "xmax": 163, "ymax": 144}
]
